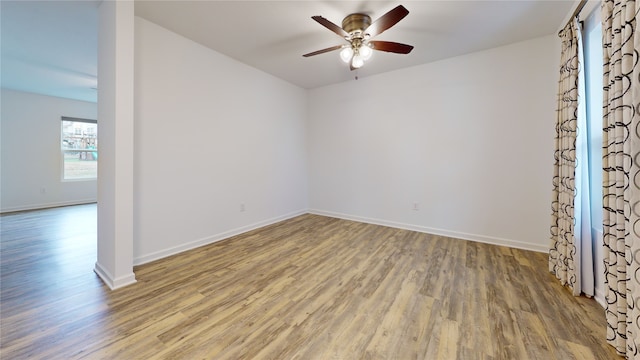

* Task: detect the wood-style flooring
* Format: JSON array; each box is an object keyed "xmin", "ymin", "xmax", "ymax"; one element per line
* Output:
[{"xmin": 0, "ymin": 204, "xmax": 621, "ymax": 359}]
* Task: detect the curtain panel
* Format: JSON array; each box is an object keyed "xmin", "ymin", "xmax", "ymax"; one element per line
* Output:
[
  {"xmin": 601, "ymin": 0, "xmax": 640, "ymax": 358},
  {"xmin": 550, "ymin": 18, "xmax": 581, "ymax": 296}
]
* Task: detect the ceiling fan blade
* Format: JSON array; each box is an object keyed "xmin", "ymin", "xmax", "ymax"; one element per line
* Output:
[
  {"xmin": 311, "ymin": 15, "xmax": 348, "ymax": 38},
  {"xmin": 369, "ymin": 41, "xmax": 414, "ymax": 54},
  {"xmin": 365, "ymin": 5, "xmax": 409, "ymax": 38},
  {"xmin": 303, "ymin": 45, "xmax": 344, "ymax": 57}
]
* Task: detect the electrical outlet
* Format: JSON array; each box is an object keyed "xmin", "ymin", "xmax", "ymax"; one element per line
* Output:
[
  {"xmin": 413, "ymin": 202, "xmax": 419, "ymax": 211},
  {"xmin": 40, "ymin": 187, "xmax": 46, "ymax": 194},
  {"xmin": 240, "ymin": 203, "xmax": 245, "ymax": 212}
]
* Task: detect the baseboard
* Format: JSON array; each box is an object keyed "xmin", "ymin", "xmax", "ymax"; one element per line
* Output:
[
  {"xmin": 94, "ymin": 262, "xmax": 137, "ymax": 290},
  {"xmin": 308, "ymin": 209, "xmax": 549, "ymax": 253},
  {"xmin": 1, "ymin": 199, "xmax": 97, "ymax": 214},
  {"xmin": 133, "ymin": 209, "xmax": 308, "ymax": 266}
]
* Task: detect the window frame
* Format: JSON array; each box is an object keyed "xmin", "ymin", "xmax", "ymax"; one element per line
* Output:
[{"xmin": 61, "ymin": 116, "xmax": 98, "ymax": 181}]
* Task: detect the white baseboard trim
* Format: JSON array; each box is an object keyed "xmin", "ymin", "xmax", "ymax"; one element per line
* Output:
[
  {"xmin": 308, "ymin": 209, "xmax": 549, "ymax": 253},
  {"xmin": 133, "ymin": 209, "xmax": 308, "ymax": 266},
  {"xmin": 1, "ymin": 199, "xmax": 97, "ymax": 214},
  {"xmin": 94, "ymin": 262, "xmax": 137, "ymax": 290}
]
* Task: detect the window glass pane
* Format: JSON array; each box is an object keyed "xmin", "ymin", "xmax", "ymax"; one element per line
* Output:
[
  {"xmin": 62, "ymin": 119, "xmax": 97, "ymax": 180},
  {"xmin": 583, "ymin": 11, "xmax": 603, "ymax": 229}
]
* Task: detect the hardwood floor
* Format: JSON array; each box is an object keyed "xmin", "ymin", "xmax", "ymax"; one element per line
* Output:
[{"xmin": 0, "ymin": 205, "xmax": 621, "ymax": 359}]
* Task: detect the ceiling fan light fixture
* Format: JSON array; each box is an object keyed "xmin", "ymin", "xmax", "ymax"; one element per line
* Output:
[
  {"xmin": 359, "ymin": 44, "xmax": 373, "ymax": 61},
  {"xmin": 340, "ymin": 47, "xmax": 354, "ymax": 63},
  {"xmin": 352, "ymin": 55, "xmax": 364, "ymax": 69}
]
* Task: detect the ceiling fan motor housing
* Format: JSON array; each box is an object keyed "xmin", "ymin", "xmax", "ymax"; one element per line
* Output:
[{"xmin": 342, "ymin": 13, "xmax": 371, "ymax": 35}]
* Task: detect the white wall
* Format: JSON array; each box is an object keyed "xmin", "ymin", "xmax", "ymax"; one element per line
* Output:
[
  {"xmin": 1, "ymin": 89, "xmax": 97, "ymax": 212},
  {"xmin": 133, "ymin": 17, "xmax": 308, "ymax": 264},
  {"xmin": 2, "ymin": 19, "xmax": 559, "ymax": 274},
  {"xmin": 307, "ymin": 35, "xmax": 558, "ymax": 252}
]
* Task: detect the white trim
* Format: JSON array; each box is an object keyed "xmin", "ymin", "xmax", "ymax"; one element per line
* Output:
[
  {"xmin": 308, "ymin": 209, "xmax": 549, "ymax": 253},
  {"xmin": 580, "ymin": 0, "xmax": 600, "ymax": 23},
  {"xmin": 94, "ymin": 262, "xmax": 137, "ymax": 290},
  {"xmin": 133, "ymin": 209, "xmax": 308, "ymax": 266},
  {"xmin": 558, "ymin": 0, "xmax": 600, "ymax": 33},
  {"xmin": 1, "ymin": 199, "xmax": 97, "ymax": 214}
]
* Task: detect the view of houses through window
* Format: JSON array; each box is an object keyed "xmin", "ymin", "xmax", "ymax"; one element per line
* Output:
[{"xmin": 61, "ymin": 117, "xmax": 97, "ymax": 180}]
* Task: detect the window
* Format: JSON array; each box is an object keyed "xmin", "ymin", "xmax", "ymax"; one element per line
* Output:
[
  {"xmin": 582, "ymin": 9, "xmax": 603, "ymax": 231},
  {"xmin": 61, "ymin": 116, "xmax": 98, "ymax": 180},
  {"xmin": 572, "ymin": 5, "xmax": 604, "ymax": 299}
]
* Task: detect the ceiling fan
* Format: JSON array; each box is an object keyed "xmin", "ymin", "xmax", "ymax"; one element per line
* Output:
[{"xmin": 303, "ymin": 5, "xmax": 414, "ymax": 70}]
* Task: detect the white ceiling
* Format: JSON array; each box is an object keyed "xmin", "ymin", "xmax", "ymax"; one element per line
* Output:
[
  {"xmin": 1, "ymin": 1, "xmax": 574, "ymax": 102},
  {"xmin": 1, "ymin": 0, "xmax": 100, "ymax": 102}
]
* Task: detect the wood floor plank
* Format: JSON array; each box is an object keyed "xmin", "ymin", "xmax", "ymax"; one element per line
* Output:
[{"xmin": 0, "ymin": 205, "xmax": 622, "ymax": 359}]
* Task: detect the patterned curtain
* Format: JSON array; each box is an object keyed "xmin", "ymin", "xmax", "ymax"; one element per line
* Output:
[
  {"xmin": 550, "ymin": 18, "xmax": 581, "ymax": 296},
  {"xmin": 602, "ymin": 0, "xmax": 640, "ymax": 358}
]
